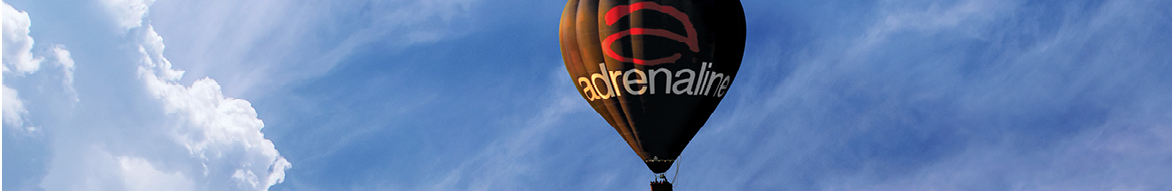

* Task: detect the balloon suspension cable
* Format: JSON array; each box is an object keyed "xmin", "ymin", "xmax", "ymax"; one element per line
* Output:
[
  {"xmin": 671, "ymin": 157, "xmax": 680, "ymax": 187},
  {"xmin": 651, "ymin": 158, "xmax": 683, "ymax": 191}
]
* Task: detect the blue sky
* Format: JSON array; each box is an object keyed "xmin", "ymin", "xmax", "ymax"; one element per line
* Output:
[{"xmin": 2, "ymin": 0, "xmax": 1170, "ymax": 190}]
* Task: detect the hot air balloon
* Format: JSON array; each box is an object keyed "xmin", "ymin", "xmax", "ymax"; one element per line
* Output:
[{"xmin": 558, "ymin": 0, "xmax": 745, "ymax": 190}]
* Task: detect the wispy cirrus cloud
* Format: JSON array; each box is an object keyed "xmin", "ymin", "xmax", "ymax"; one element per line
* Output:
[
  {"xmin": 144, "ymin": 0, "xmax": 481, "ymax": 98},
  {"xmin": 685, "ymin": 0, "xmax": 1169, "ymax": 190},
  {"xmin": 423, "ymin": 67, "xmax": 588, "ymax": 191},
  {"xmin": 5, "ymin": 0, "xmax": 1164, "ymax": 190}
]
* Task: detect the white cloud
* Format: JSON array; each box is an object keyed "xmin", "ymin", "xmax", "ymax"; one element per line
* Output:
[
  {"xmin": 2, "ymin": 0, "xmax": 290, "ymax": 189},
  {"xmin": 2, "ymin": 2, "xmax": 75, "ymax": 134},
  {"xmin": 2, "ymin": 2, "xmax": 41, "ymax": 74},
  {"xmin": 102, "ymin": 0, "xmax": 154, "ymax": 32},
  {"xmin": 3, "ymin": 86, "xmax": 29, "ymax": 130},
  {"xmin": 131, "ymin": 10, "xmax": 290, "ymax": 191},
  {"xmin": 0, "ymin": 85, "xmax": 44, "ymax": 136},
  {"xmin": 690, "ymin": 0, "xmax": 1168, "ymax": 190},
  {"xmin": 49, "ymin": 44, "xmax": 77, "ymax": 100},
  {"xmin": 119, "ymin": 156, "xmax": 196, "ymax": 191},
  {"xmin": 142, "ymin": 0, "xmax": 480, "ymax": 97},
  {"xmin": 2, "ymin": 2, "xmax": 78, "ymax": 81},
  {"xmin": 867, "ymin": 0, "xmax": 1011, "ymax": 40},
  {"xmin": 420, "ymin": 67, "xmax": 606, "ymax": 190}
]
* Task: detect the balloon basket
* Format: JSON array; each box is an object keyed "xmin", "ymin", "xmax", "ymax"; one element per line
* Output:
[
  {"xmin": 650, "ymin": 173, "xmax": 673, "ymax": 191},
  {"xmin": 650, "ymin": 180, "xmax": 673, "ymax": 191}
]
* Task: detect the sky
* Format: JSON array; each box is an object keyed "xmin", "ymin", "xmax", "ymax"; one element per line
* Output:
[{"xmin": 1, "ymin": 0, "xmax": 1170, "ymax": 190}]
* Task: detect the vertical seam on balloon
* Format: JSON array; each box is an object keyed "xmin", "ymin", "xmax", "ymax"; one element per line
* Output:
[
  {"xmin": 597, "ymin": 1, "xmax": 646, "ymax": 160},
  {"xmin": 579, "ymin": 0, "xmax": 646, "ymax": 159}
]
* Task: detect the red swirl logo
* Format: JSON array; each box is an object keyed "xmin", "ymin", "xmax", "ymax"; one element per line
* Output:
[{"xmin": 602, "ymin": 2, "xmax": 698, "ymax": 66}]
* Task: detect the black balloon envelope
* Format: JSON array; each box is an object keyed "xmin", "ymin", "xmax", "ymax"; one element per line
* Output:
[{"xmin": 558, "ymin": 0, "xmax": 746, "ymax": 174}]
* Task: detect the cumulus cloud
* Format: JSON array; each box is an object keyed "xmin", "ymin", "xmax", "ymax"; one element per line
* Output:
[
  {"xmin": 4, "ymin": 3, "xmax": 81, "ymax": 191},
  {"xmin": 48, "ymin": 44, "xmax": 77, "ymax": 100},
  {"xmin": 118, "ymin": 156, "xmax": 196, "ymax": 191},
  {"xmin": 2, "ymin": 2, "xmax": 76, "ymax": 133},
  {"xmin": 102, "ymin": 0, "xmax": 154, "ymax": 32},
  {"xmin": 92, "ymin": 1, "xmax": 292, "ymax": 189},
  {"xmin": 129, "ymin": 7, "xmax": 291, "ymax": 191},
  {"xmin": 2, "ymin": 2, "xmax": 41, "ymax": 74},
  {"xmin": 4, "ymin": 0, "xmax": 289, "ymax": 190},
  {"xmin": 3, "ymin": 86, "xmax": 27, "ymax": 128},
  {"xmin": 135, "ymin": 25, "xmax": 291, "ymax": 189}
]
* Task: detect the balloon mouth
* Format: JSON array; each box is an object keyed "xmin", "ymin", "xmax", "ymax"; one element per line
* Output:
[{"xmin": 644, "ymin": 159, "xmax": 675, "ymax": 173}]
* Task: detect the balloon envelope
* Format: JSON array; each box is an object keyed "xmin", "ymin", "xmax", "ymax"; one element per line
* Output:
[{"xmin": 558, "ymin": 0, "xmax": 746, "ymax": 173}]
